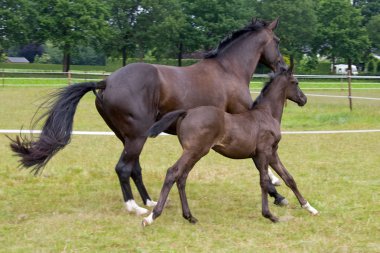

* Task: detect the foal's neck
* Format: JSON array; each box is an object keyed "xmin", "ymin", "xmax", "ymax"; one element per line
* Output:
[{"xmin": 256, "ymin": 82, "xmax": 287, "ymax": 123}]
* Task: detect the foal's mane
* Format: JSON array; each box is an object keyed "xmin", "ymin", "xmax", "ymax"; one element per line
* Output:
[
  {"xmin": 204, "ymin": 19, "xmax": 268, "ymax": 59},
  {"xmin": 251, "ymin": 71, "xmax": 287, "ymax": 109}
]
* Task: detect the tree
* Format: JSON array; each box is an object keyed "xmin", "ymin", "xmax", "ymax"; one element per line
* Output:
[
  {"xmin": 35, "ymin": 0, "xmax": 109, "ymax": 71},
  {"xmin": 366, "ymin": 14, "xmax": 380, "ymax": 53},
  {"xmin": 315, "ymin": 0, "xmax": 370, "ymax": 66},
  {"xmin": 353, "ymin": 0, "xmax": 380, "ymax": 24},
  {"xmin": 256, "ymin": 0, "xmax": 318, "ymax": 65},
  {"xmin": 0, "ymin": 0, "xmax": 41, "ymax": 54}
]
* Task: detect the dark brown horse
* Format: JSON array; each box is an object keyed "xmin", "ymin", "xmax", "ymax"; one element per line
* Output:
[
  {"xmin": 142, "ymin": 66, "xmax": 319, "ymax": 226},
  {"xmin": 10, "ymin": 19, "xmax": 287, "ymax": 215}
]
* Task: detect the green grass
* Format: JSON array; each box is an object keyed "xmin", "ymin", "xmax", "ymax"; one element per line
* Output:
[{"xmin": 0, "ymin": 85, "xmax": 379, "ymax": 252}]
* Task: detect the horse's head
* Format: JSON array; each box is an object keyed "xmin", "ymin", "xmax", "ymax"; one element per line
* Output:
[
  {"xmin": 282, "ymin": 64, "xmax": 307, "ymax": 106},
  {"xmin": 258, "ymin": 18, "xmax": 287, "ymax": 72}
]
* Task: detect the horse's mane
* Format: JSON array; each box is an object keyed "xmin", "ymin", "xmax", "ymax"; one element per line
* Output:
[
  {"xmin": 204, "ymin": 19, "xmax": 268, "ymax": 59},
  {"xmin": 251, "ymin": 71, "xmax": 287, "ymax": 109}
]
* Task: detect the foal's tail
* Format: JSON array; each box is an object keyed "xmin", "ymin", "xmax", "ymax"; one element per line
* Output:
[
  {"xmin": 147, "ymin": 110, "xmax": 187, "ymax": 138},
  {"xmin": 9, "ymin": 81, "xmax": 106, "ymax": 175}
]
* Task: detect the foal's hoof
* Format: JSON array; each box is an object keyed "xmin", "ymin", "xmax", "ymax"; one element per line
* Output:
[
  {"xmin": 270, "ymin": 216, "xmax": 279, "ymax": 223},
  {"xmin": 185, "ymin": 216, "xmax": 198, "ymax": 224},
  {"xmin": 142, "ymin": 213, "xmax": 154, "ymax": 227},
  {"xmin": 274, "ymin": 197, "xmax": 289, "ymax": 206},
  {"xmin": 142, "ymin": 219, "xmax": 149, "ymax": 227}
]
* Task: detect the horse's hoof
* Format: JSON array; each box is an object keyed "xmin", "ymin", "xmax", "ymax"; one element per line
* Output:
[
  {"xmin": 274, "ymin": 197, "xmax": 289, "ymax": 206},
  {"xmin": 146, "ymin": 199, "xmax": 157, "ymax": 207},
  {"xmin": 271, "ymin": 178, "xmax": 281, "ymax": 186},
  {"xmin": 135, "ymin": 207, "xmax": 149, "ymax": 216}
]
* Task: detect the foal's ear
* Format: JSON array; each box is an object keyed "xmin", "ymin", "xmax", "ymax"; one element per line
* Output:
[
  {"xmin": 287, "ymin": 62, "xmax": 294, "ymax": 74},
  {"xmin": 251, "ymin": 17, "xmax": 258, "ymax": 24},
  {"xmin": 267, "ymin": 17, "xmax": 280, "ymax": 31}
]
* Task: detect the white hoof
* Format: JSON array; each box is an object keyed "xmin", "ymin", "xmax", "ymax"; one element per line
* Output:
[
  {"xmin": 268, "ymin": 169, "xmax": 281, "ymax": 186},
  {"xmin": 142, "ymin": 213, "xmax": 154, "ymax": 227},
  {"xmin": 125, "ymin": 200, "xmax": 149, "ymax": 216},
  {"xmin": 302, "ymin": 202, "xmax": 319, "ymax": 215},
  {"xmin": 146, "ymin": 199, "xmax": 157, "ymax": 207},
  {"xmin": 280, "ymin": 198, "xmax": 289, "ymax": 206}
]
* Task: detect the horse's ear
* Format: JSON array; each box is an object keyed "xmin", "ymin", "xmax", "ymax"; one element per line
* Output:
[
  {"xmin": 251, "ymin": 17, "xmax": 257, "ymax": 24},
  {"xmin": 267, "ymin": 17, "xmax": 280, "ymax": 31}
]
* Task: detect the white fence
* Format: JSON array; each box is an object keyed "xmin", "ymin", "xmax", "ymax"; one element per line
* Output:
[{"xmin": 1, "ymin": 70, "xmax": 380, "ymax": 87}]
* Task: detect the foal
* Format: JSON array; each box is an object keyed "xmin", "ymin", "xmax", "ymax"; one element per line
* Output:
[{"xmin": 143, "ymin": 67, "xmax": 318, "ymax": 226}]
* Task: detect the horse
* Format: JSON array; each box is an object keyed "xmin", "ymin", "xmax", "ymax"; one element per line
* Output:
[
  {"xmin": 9, "ymin": 18, "xmax": 288, "ymax": 215},
  {"xmin": 142, "ymin": 65, "xmax": 319, "ymax": 226}
]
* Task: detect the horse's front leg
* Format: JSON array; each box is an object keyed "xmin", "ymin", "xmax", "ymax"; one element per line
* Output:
[
  {"xmin": 253, "ymin": 154, "xmax": 279, "ymax": 223},
  {"xmin": 269, "ymin": 152, "xmax": 318, "ymax": 215}
]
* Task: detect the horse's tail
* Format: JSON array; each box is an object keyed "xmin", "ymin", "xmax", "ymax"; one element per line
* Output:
[
  {"xmin": 9, "ymin": 81, "xmax": 106, "ymax": 175},
  {"xmin": 147, "ymin": 110, "xmax": 187, "ymax": 138}
]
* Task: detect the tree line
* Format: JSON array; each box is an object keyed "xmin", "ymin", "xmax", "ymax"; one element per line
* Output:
[{"xmin": 1, "ymin": 0, "xmax": 379, "ymax": 72}]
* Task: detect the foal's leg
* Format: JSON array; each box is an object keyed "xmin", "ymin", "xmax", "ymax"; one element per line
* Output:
[
  {"xmin": 176, "ymin": 150, "xmax": 209, "ymax": 224},
  {"xmin": 142, "ymin": 162, "xmax": 182, "ymax": 226},
  {"xmin": 253, "ymin": 154, "xmax": 279, "ymax": 223},
  {"xmin": 142, "ymin": 151, "xmax": 201, "ymax": 226},
  {"xmin": 269, "ymin": 152, "xmax": 318, "ymax": 215}
]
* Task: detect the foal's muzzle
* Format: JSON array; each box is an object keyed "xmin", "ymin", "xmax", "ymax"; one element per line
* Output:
[{"xmin": 297, "ymin": 95, "xmax": 307, "ymax": 107}]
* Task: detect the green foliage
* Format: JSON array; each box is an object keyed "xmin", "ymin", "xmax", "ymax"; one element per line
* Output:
[
  {"xmin": 34, "ymin": 0, "xmax": 110, "ymax": 70},
  {"xmin": 256, "ymin": 0, "xmax": 318, "ymax": 62},
  {"xmin": 366, "ymin": 14, "xmax": 380, "ymax": 53},
  {"xmin": 0, "ymin": 0, "xmax": 41, "ymax": 48},
  {"xmin": 367, "ymin": 60, "xmax": 375, "ymax": 73},
  {"xmin": 298, "ymin": 55, "xmax": 319, "ymax": 74},
  {"xmin": 1, "ymin": 0, "xmax": 376, "ymax": 69},
  {"xmin": 315, "ymin": 0, "xmax": 370, "ymax": 64}
]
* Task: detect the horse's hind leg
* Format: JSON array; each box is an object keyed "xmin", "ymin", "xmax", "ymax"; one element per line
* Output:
[
  {"xmin": 267, "ymin": 181, "xmax": 288, "ymax": 206},
  {"xmin": 96, "ymin": 98, "xmax": 155, "ymax": 213},
  {"xmin": 269, "ymin": 152, "xmax": 318, "ymax": 215},
  {"xmin": 117, "ymin": 137, "xmax": 157, "ymax": 215},
  {"xmin": 131, "ymin": 158, "xmax": 156, "ymax": 207}
]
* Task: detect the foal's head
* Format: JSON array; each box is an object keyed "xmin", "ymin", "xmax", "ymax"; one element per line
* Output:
[{"xmin": 274, "ymin": 65, "xmax": 307, "ymax": 106}]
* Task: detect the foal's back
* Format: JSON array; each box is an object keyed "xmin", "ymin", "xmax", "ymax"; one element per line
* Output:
[{"xmin": 177, "ymin": 105, "xmax": 280, "ymax": 160}]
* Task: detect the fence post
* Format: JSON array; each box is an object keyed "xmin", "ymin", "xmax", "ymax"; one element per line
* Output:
[
  {"xmin": 67, "ymin": 71, "xmax": 71, "ymax": 85},
  {"xmin": 348, "ymin": 70, "xmax": 353, "ymax": 111}
]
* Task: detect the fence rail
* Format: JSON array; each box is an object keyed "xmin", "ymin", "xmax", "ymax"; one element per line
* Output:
[{"xmin": 1, "ymin": 70, "xmax": 380, "ymax": 87}]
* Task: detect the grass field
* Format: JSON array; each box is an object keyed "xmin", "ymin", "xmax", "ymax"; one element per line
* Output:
[{"xmin": 0, "ymin": 83, "xmax": 379, "ymax": 252}]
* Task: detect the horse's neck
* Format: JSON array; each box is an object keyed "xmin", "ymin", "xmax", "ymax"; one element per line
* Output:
[
  {"xmin": 217, "ymin": 35, "xmax": 263, "ymax": 83},
  {"xmin": 256, "ymin": 84, "xmax": 286, "ymax": 122}
]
